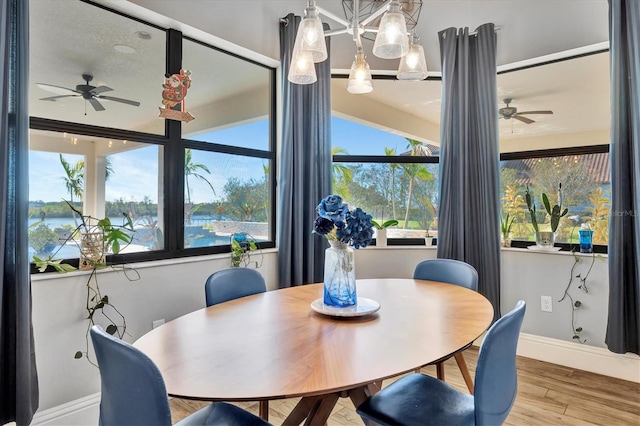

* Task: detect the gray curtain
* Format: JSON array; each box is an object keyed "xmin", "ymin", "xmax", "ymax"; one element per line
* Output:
[
  {"xmin": 606, "ymin": 0, "xmax": 640, "ymax": 355},
  {"xmin": 278, "ymin": 14, "xmax": 332, "ymax": 288},
  {"xmin": 0, "ymin": 0, "xmax": 40, "ymax": 424},
  {"xmin": 437, "ymin": 24, "xmax": 501, "ymax": 320}
]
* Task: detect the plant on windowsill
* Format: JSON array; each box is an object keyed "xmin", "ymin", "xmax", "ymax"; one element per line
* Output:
[
  {"xmin": 524, "ymin": 183, "xmax": 568, "ymax": 248},
  {"xmin": 424, "ymin": 228, "xmax": 434, "ymax": 246},
  {"xmin": 371, "ymin": 219, "xmax": 399, "ymax": 230},
  {"xmin": 230, "ymin": 232, "xmax": 263, "ymax": 268},
  {"xmin": 500, "ymin": 213, "xmax": 515, "ymax": 247},
  {"xmin": 33, "ymin": 201, "xmax": 139, "ymax": 366},
  {"xmin": 371, "ymin": 219, "xmax": 398, "ymax": 247}
]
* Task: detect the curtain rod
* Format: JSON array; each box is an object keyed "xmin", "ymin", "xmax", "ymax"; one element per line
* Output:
[{"xmin": 442, "ymin": 25, "xmax": 502, "ymax": 38}]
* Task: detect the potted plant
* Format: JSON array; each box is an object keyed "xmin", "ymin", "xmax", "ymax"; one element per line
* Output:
[
  {"xmin": 525, "ymin": 183, "xmax": 568, "ymax": 248},
  {"xmin": 230, "ymin": 232, "xmax": 262, "ymax": 268},
  {"xmin": 371, "ymin": 219, "xmax": 399, "ymax": 247},
  {"xmin": 33, "ymin": 201, "xmax": 137, "ymax": 365},
  {"xmin": 424, "ymin": 227, "xmax": 434, "ymax": 247},
  {"xmin": 500, "ymin": 213, "xmax": 515, "ymax": 247}
]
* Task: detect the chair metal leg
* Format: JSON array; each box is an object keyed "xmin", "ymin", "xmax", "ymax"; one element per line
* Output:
[
  {"xmin": 259, "ymin": 400, "xmax": 269, "ymax": 421},
  {"xmin": 454, "ymin": 352, "xmax": 474, "ymax": 394}
]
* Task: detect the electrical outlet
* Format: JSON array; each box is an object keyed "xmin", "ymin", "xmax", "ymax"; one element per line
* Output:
[
  {"xmin": 541, "ymin": 296, "xmax": 553, "ymax": 312},
  {"xmin": 152, "ymin": 319, "xmax": 165, "ymax": 329}
]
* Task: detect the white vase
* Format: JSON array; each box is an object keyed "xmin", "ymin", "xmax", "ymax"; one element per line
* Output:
[
  {"xmin": 376, "ymin": 228, "xmax": 387, "ymax": 247},
  {"xmin": 425, "ymin": 237, "xmax": 433, "ymax": 247},
  {"xmin": 535, "ymin": 231, "xmax": 555, "ymax": 248}
]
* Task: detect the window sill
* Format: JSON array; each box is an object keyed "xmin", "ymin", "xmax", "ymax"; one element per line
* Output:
[
  {"xmin": 31, "ymin": 247, "xmax": 279, "ymax": 280},
  {"xmin": 500, "ymin": 246, "xmax": 608, "ymax": 258},
  {"xmin": 367, "ymin": 245, "xmax": 436, "ymax": 250}
]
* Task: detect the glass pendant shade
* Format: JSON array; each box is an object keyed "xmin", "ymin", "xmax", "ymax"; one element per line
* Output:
[
  {"xmin": 372, "ymin": 0, "xmax": 409, "ymax": 59},
  {"xmin": 347, "ymin": 51, "xmax": 373, "ymax": 94},
  {"xmin": 291, "ymin": 5, "xmax": 327, "ymax": 63},
  {"xmin": 288, "ymin": 49, "xmax": 317, "ymax": 85},
  {"xmin": 397, "ymin": 39, "xmax": 428, "ymax": 80}
]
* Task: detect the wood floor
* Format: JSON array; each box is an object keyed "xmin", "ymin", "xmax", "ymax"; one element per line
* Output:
[{"xmin": 169, "ymin": 346, "xmax": 640, "ymax": 425}]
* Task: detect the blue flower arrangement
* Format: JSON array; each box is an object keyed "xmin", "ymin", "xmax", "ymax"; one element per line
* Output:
[{"xmin": 313, "ymin": 195, "xmax": 374, "ymax": 249}]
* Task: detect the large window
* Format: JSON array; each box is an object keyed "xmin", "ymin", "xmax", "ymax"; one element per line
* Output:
[
  {"xmin": 28, "ymin": 130, "xmax": 164, "ymax": 261},
  {"xmin": 331, "ymin": 51, "xmax": 610, "ymax": 248},
  {"xmin": 332, "ymin": 117, "xmax": 439, "ymax": 243},
  {"xmin": 501, "ymin": 148, "xmax": 610, "ymax": 246},
  {"xmin": 28, "ymin": 1, "xmax": 276, "ymax": 267}
]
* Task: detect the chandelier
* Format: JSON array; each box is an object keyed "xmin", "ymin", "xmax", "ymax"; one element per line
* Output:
[{"xmin": 288, "ymin": 0, "xmax": 428, "ymax": 94}]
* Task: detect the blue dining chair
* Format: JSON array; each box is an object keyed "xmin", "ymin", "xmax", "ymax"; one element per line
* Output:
[
  {"xmin": 357, "ymin": 300, "xmax": 526, "ymax": 426},
  {"xmin": 204, "ymin": 267, "xmax": 269, "ymax": 420},
  {"xmin": 205, "ymin": 267, "xmax": 266, "ymax": 307},
  {"xmin": 413, "ymin": 258, "xmax": 479, "ymax": 393},
  {"xmin": 90, "ymin": 325, "xmax": 271, "ymax": 426}
]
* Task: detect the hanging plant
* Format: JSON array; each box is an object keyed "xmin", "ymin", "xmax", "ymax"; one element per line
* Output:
[
  {"xmin": 558, "ymin": 249, "xmax": 599, "ymax": 343},
  {"xmin": 33, "ymin": 201, "xmax": 139, "ymax": 366},
  {"xmin": 230, "ymin": 232, "xmax": 263, "ymax": 268}
]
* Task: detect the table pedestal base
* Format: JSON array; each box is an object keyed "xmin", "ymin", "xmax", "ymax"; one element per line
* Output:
[{"xmin": 282, "ymin": 382, "xmax": 382, "ymax": 426}]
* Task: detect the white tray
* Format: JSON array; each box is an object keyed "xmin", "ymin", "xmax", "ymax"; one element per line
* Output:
[{"xmin": 310, "ymin": 297, "xmax": 380, "ymax": 317}]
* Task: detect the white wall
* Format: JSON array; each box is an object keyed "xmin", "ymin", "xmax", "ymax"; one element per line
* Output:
[
  {"xmin": 32, "ymin": 245, "xmax": 639, "ymax": 421},
  {"xmin": 31, "ymin": 251, "xmax": 278, "ymax": 412},
  {"xmin": 355, "ymin": 246, "xmax": 638, "ymax": 384},
  {"xmin": 354, "ymin": 247, "xmax": 609, "ymax": 345}
]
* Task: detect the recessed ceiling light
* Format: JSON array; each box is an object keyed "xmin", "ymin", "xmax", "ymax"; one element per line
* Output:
[
  {"xmin": 113, "ymin": 44, "xmax": 136, "ymax": 54},
  {"xmin": 135, "ymin": 31, "xmax": 152, "ymax": 40}
]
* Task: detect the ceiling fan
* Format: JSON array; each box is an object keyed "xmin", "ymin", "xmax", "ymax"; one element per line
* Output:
[
  {"xmin": 36, "ymin": 74, "xmax": 140, "ymax": 113},
  {"xmin": 498, "ymin": 98, "xmax": 553, "ymax": 124}
]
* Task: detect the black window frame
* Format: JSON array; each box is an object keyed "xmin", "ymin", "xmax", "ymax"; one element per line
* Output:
[
  {"xmin": 501, "ymin": 144, "xmax": 610, "ymax": 254},
  {"xmin": 332, "ymin": 132, "xmax": 609, "ymax": 252},
  {"xmin": 332, "ymin": 152, "xmax": 440, "ymax": 247},
  {"xmin": 29, "ymin": 2, "xmax": 277, "ymax": 272}
]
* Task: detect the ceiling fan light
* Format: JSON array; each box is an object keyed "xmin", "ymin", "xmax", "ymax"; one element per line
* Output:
[
  {"xmin": 288, "ymin": 49, "xmax": 317, "ymax": 85},
  {"xmin": 397, "ymin": 37, "xmax": 427, "ymax": 81},
  {"xmin": 372, "ymin": 0, "xmax": 409, "ymax": 59},
  {"xmin": 347, "ymin": 51, "xmax": 373, "ymax": 94},
  {"xmin": 291, "ymin": 4, "xmax": 328, "ymax": 63}
]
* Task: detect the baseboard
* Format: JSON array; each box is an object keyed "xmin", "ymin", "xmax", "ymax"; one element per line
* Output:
[
  {"xmin": 31, "ymin": 393, "xmax": 100, "ymax": 425},
  {"xmin": 516, "ymin": 333, "xmax": 640, "ymax": 383}
]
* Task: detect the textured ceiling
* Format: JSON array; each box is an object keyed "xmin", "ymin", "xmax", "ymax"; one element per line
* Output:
[{"xmin": 30, "ymin": 0, "xmax": 611, "ymax": 144}]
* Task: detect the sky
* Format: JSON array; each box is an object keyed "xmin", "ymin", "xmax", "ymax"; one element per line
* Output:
[{"xmin": 29, "ymin": 117, "xmax": 410, "ymax": 204}]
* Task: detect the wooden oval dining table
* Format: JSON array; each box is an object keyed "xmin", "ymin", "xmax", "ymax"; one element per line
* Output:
[{"xmin": 134, "ymin": 278, "xmax": 494, "ymax": 425}]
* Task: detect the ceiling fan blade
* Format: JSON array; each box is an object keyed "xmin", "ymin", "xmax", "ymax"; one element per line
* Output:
[
  {"xmin": 40, "ymin": 94, "xmax": 80, "ymax": 101},
  {"xmin": 517, "ymin": 110, "xmax": 554, "ymax": 115},
  {"xmin": 90, "ymin": 86, "xmax": 113, "ymax": 95},
  {"xmin": 98, "ymin": 95, "xmax": 140, "ymax": 107},
  {"xmin": 36, "ymin": 83, "xmax": 79, "ymax": 96},
  {"xmin": 88, "ymin": 97, "xmax": 106, "ymax": 111},
  {"xmin": 513, "ymin": 115, "xmax": 535, "ymax": 124}
]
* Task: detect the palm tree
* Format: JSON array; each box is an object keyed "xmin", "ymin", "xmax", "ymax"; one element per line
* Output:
[
  {"xmin": 384, "ymin": 147, "xmax": 399, "ymax": 220},
  {"xmin": 184, "ymin": 149, "xmax": 215, "ymax": 205},
  {"xmin": 78, "ymin": 158, "xmax": 114, "ymax": 181},
  {"xmin": 60, "ymin": 155, "xmax": 115, "ymax": 226},
  {"xmin": 401, "ymin": 139, "xmax": 434, "ymax": 229},
  {"xmin": 60, "ymin": 154, "xmax": 84, "ymax": 205},
  {"xmin": 331, "ymin": 146, "xmax": 353, "ymax": 199}
]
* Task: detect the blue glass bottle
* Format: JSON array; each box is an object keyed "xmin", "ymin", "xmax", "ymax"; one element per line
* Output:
[{"xmin": 578, "ymin": 229, "xmax": 594, "ymax": 253}]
